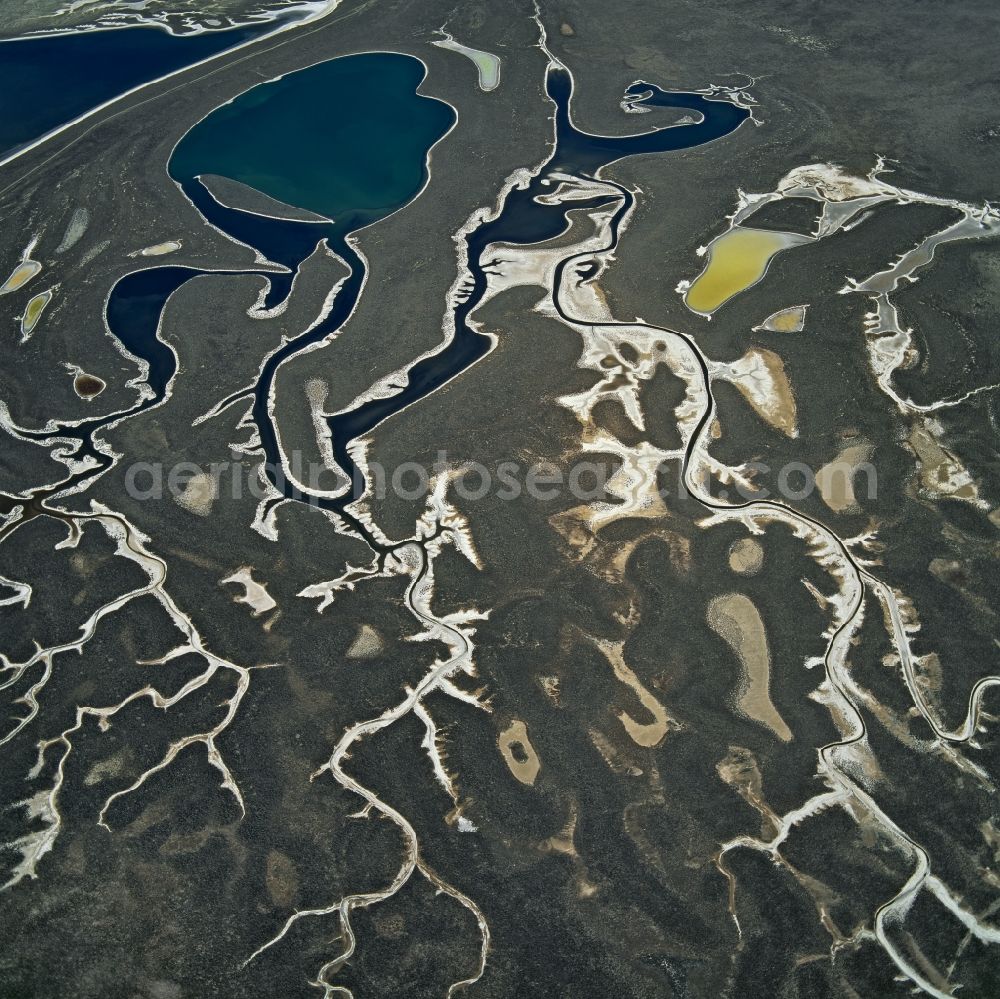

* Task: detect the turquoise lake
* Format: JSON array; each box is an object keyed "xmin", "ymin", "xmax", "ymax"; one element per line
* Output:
[{"xmin": 170, "ymin": 53, "xmax": 455, "ymax": 222}]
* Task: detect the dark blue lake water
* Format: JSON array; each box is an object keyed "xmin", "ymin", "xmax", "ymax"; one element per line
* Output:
[
  {"xmin": 170, "ymin": 53, "xmax": 455, "ymax": 222},
  {"xmin": 0, "ymin": 21, "xmax": 277, "ymax": 160}
]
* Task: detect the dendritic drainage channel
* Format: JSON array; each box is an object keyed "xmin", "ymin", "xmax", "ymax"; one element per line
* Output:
[
  {"xmin": 2, "ymin": 19, "xmax": 998, "ymax": 999},
  {"xmin": 473, "ymin": 151, "xmax": 1000, "ymax": 997},
  {"xmin": 0, "ymin": 29, "xmax": 754, "ymax": 996}
]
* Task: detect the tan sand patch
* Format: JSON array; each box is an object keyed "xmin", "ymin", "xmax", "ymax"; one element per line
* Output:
[
  {"xmin": 907, "ymin": 425, "xmax": 980, "ymax": 504},
  {"xmin": 133, "ymin": 240, "xmax": 182, "ymax": 257},
  {"xmin": 0, "ymin": 260, "xmax": 41, "ymax": 296},
  {"xmin": 717, "ymin": 348, "xmax": 797, "ymax": 437},
  {"xmin": 498, "ymin": 719, "xmax": 541, "ymax": 785},
  {"xmin": 265, "ymin": 849, "xmax": 298, "ymax": 909},
  {"xmin": 728, "ymin": 537, "xmax": 764, "ymax": 575},
  {"xmin": 816, "ymin": 441, "xmax": 874, "ymax": 513},
  {"xmin": 595, "ymin": 638, "xmax": 672, "ymax": 747},
  {"xmin": 346, "ymin": 624, "xmax": 383, "ymax": 659},
  {"xmin": 174, "ymin": 471, "xmax": 217, "ymax": 516},
  {"xmin": 707, "ymin": 593, "xmax": 792, "ymax": 741}
]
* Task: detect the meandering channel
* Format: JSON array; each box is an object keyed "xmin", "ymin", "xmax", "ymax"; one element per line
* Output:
[{"xmin": 5, "ymin": 29, "xmax": 991, "ymax": 999}]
